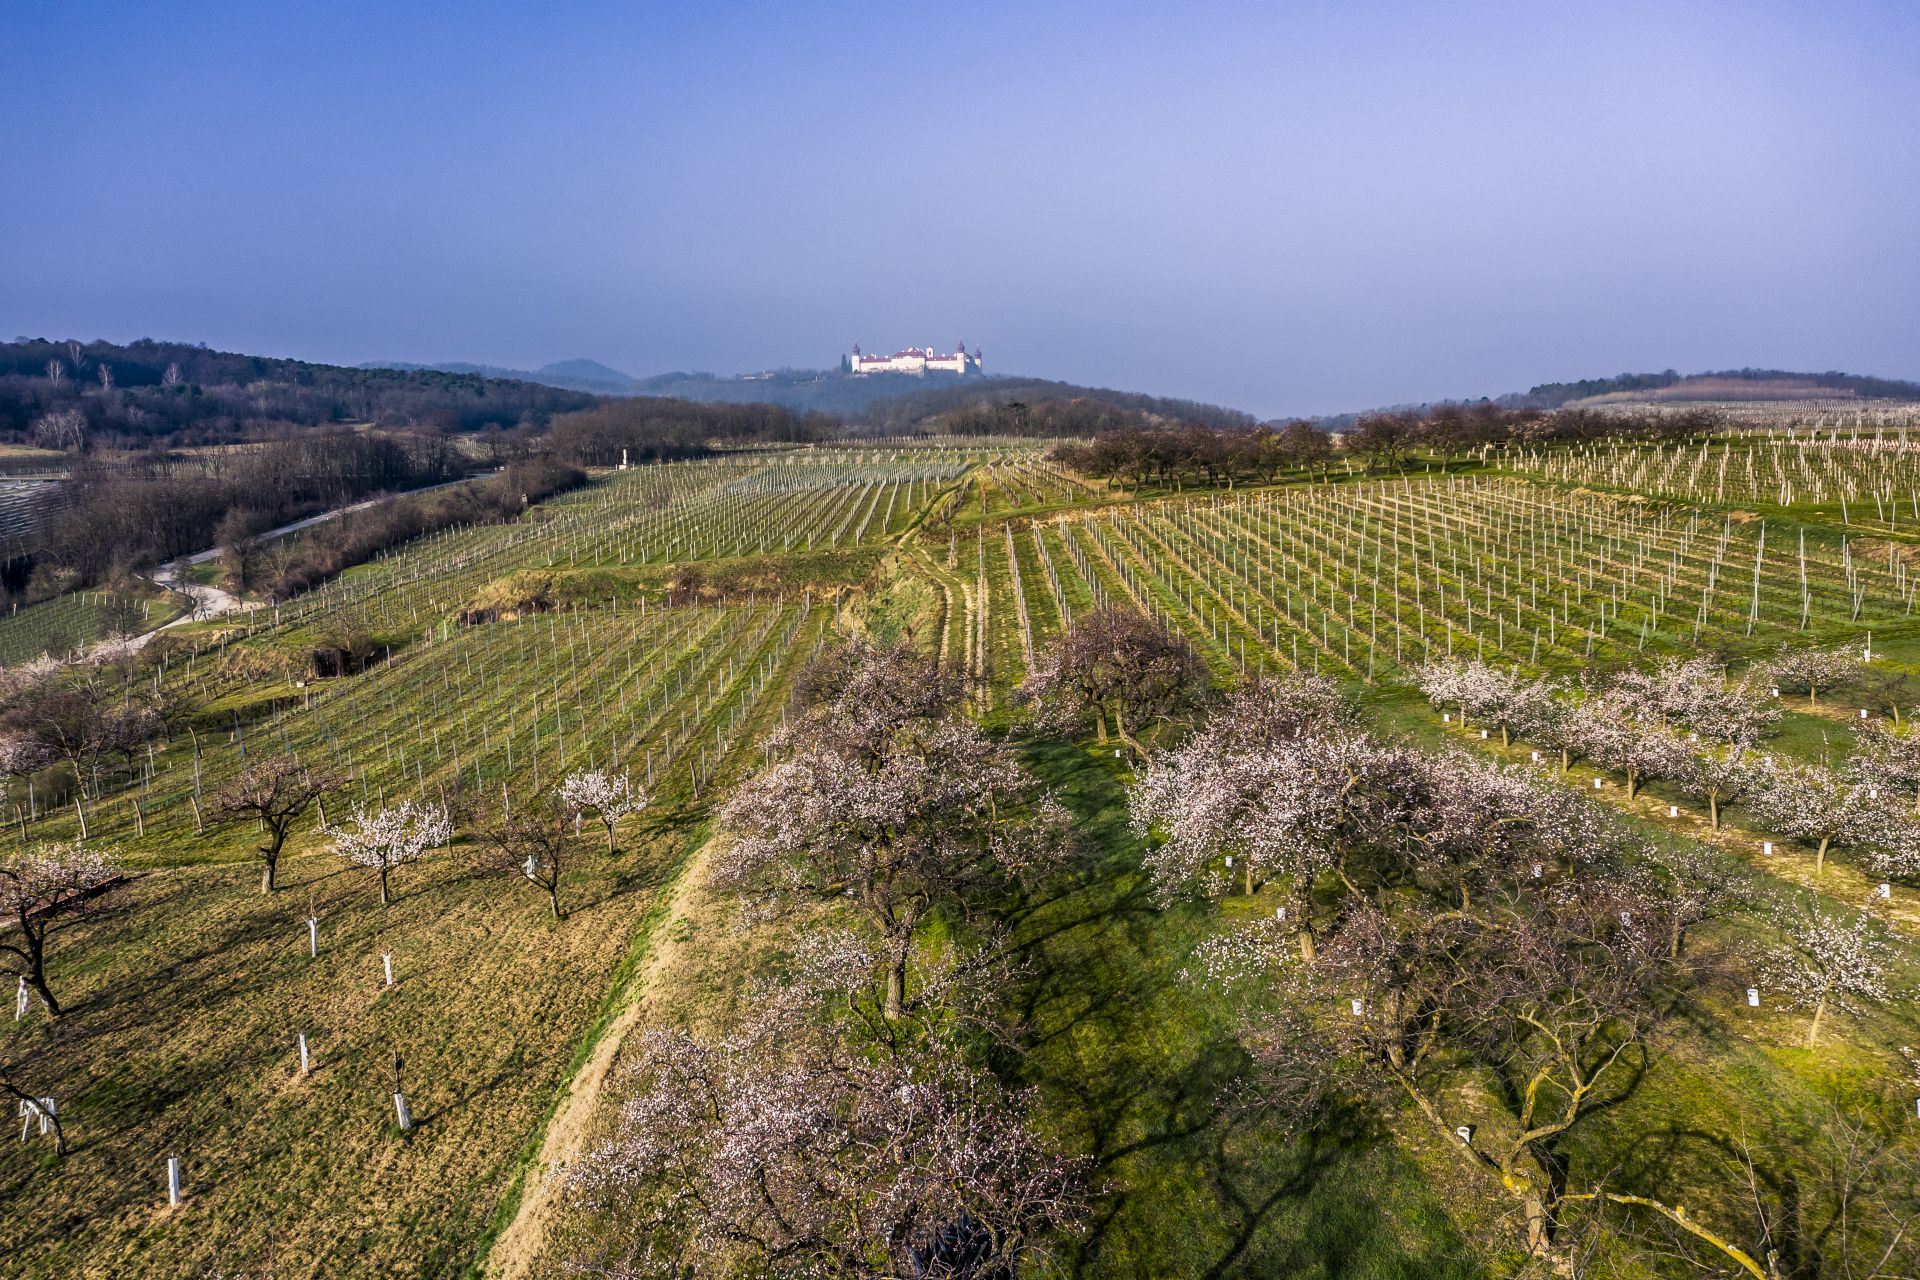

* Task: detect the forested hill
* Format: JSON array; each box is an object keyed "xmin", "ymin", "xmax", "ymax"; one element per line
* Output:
[
  {"xmin": 1502, "ymin": 367, "xmax": 1920, "ymax": 409},
  {"xmin": 0, "ymin": 338, "xmax": 598, "ymax": 448},
  {"xmin": 364, "ymin": 357, "xmax": 641, "ymax": 396},
  {"xmin": 370, "ymin": 357, "xmax": 1258, "ymax": 428}
]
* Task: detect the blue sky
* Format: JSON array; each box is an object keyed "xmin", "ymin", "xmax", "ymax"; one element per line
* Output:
[{"xmin": 3, "ymin": 0, "xmax": 1916, "ymax": 416}]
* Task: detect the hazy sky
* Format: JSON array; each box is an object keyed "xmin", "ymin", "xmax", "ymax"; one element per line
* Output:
[{"xmin": 4, "ymin": 1, "xmax": 1917, "ymax": 417}]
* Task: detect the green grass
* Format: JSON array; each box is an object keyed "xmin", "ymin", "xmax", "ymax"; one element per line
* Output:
[
  {"xmin": 1000, "ymin": 738, "xmax": 1489, "ymax": 1277},
  {"xmin": 0, "ymin": 588, "xmax": 187, "ymax": 663}
]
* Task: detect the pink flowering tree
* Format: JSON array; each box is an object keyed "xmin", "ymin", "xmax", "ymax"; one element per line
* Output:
[
  {"xmin": 1019, "ymin": 606, "xmax": 1211, "ymax": 751},
  {"xmin": 1849, "ymin": 720, "xmax": 1920, "ymax": 814},
  {"xmin": 1674, "ymin": 745, "xmax": 1764, "ymax": 830},
  {"xmin": 1762, "ymin": 907, "xmax": 1892, "ymax": 1047},
  {"xmin": 558, "ymin": 768, "xmax": 649, "ymax": 855},
  {"xmin": 1575, "ymin": 711, "xmax": 1692, "ymax": 800},
  {"xmin": 0, "ymin": 840, "xmax": 120, "ymax": 1017},
  {"xmin": 716, "ymin": 644, "xmax": 1074, "ymax": 1019},
  {"xmin": 1764, "ymin": 642, "xmax": 1862, "ymax": 708},
  {"xmin": 565, "ymin": 993, "xmax": 1088, "ymax": 1276},
  {"xmin": 328, "ymin": 799, "xmax": 452, "ymax": 906},
  {"xmin": 1415, "ymin": 658, "xmax": 1556, "ymax": 746},
  {"xmin": 1131, "ymin": 719, "xmax": 1419, "ymax": 957},
  {"xmin": 1750, "ymin": 758, "xmax": 1884, "ymax": 875},
  {"xmin": 1607, "ymin": 655, "xmax": 1777, "ymax": 746}
]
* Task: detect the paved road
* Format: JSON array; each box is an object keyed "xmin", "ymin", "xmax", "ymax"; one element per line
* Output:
[{"xmin": 106, "ymin": 473, "xmax": 496, "ymax": 654}]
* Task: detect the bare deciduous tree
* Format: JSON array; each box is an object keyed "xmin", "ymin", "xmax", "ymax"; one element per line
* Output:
[
  {"xmin": 209, "ymin": 757, "xmax": 342, "ymax": 892},
  {"xmin": 478, "ymin": 802, "xmax": 575, "ymax": 919}
]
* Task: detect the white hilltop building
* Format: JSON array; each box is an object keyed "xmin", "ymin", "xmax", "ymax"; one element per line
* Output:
[{"xmin": 844, "ymin": 341, "xmax": 983, "ymax": 377}]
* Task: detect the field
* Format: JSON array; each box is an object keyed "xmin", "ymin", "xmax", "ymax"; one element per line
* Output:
[{"xmin": 6, "ymin": 433, "xmax": 1920, "ymax": 1278}]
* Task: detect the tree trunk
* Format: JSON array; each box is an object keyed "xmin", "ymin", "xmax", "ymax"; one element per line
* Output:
[
  {"xmin": 1244, "ymin": 860, "xmax": 1255, "ymax": 896},
  {"xmin": 379, "ymin": 867, "xmax": 391, "ymax": 906},
  {"xmin": 30, "ymin": 970, "xmax": 62, "ymax": 1019},
  {"xmin": 1806, "ymin": 995, "xmax": 1825, "ymax": 1047},
  {"xmin": 1523, "ymin": 1194, "xmax": 1551, "ymax": 1258},
  {"xmin": 884, "ymin": 955, "xmax": 907, "ymax": 1020},
  {"xmin": 1500, "ymin": 724, "xmax": 1511, "ymax": 747},
  {"xmin": 1296, "ymin": 927, "xmax": 1315, "ymax": 962},
  {"xmin": 1708, "ymin": 794, "xmax": 1721, "ymax": 829},
  {"xmin": 1560, "ymin": 748, "xmax": 1570, "ymax": 776},
  {"xmin": 549, "ymin": 884, "xmax": 563, "ymax": 920},
  {"xmin": 605, "ymin": 820, "xmax": 617, "ymax": 856},
  {"xmin": 1815, "ymin": 835, "xmax": 1830, "ymax": 876},
  {"xmin": 262, "ymin": 854, "xmax": 277, "ymax": 894},
  {"xmin": 1626, "ymin": 769, "xmax": 1639, "ymax": 799}
]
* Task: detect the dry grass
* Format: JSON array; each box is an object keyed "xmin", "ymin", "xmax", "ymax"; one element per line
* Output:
[{"xmin": 0, "ymin": 818, "xmax": 696, "ymax": 1279}]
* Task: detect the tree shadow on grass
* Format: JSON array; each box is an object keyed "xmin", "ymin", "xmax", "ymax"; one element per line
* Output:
[{"xmin": 1002, "ymin": 736, "xmax": 1486, "ymax": 1279}]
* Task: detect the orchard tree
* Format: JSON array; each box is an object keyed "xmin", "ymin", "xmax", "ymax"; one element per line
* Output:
[
  {"xmin": 1608, "ymin": 656, "xmax": 1777, "ymax": 746},
  {"xmin": 1277, "ymin": 419, "xmax": 1334, "ymax": 478},
  {"xmin": 478, "ymin": 802, "xmax": 575, "ymax": 920},
  {"xmin": 1020, "ymin": 606, "xmax": 1210, "ymax": 752},
  {"xmin": 1634, "ymin": 840, "xmax": 1762, "ymax": 962},
  {"xmin": 209, "ymin": 757, "xmax": 342, "ymax": 892},
  {"xmin": 1749, "ymin": 759, "xmax": 1881, "ymax": 875},
  {"xmin": 1765, "ymin": 642, "xmax": 1861, "ymax": 708},
  {"xmin": 1577, "ymin": 713, "xmax": 1691, "ymax": 800},
  {"xmin": 717, "ymin": 644, "xmax": 1074, "ymax": 1019},
  {"xmin": 0, "ymin": 840, "xmax": 120, "ymax": 1017},
  {"xmin": 1763, "ymin": 907, "xmax": 1891, "ymax": 1047},
  {"xmin": 1257, "ymin": 878, "xmax": 1711, "ymax": 1264},
  {"xmin": 558, "ymin": 768, "xmax": 649, "ymax": 855},
  {"xmin": 1416, "ymin": 659, "xmax": 1556, "ymax": 747},
  {"xmin": 567, "ymin": 997, "xmax": 1088, "ymax": 1277},
  {"xmin": 1676, "ymin": 746, "xmax": 1762, "ymax": 830},
  {"xmin": 1406, "ymin": 759, "xmax": 1617, "ymax": 905},
  {"xmin": 1347, "ymin": 412, "xmax": 1422, "ymax": 472},
  {"xmin": 328, "ymin": 800, "xmax": 452, "ymax": 906},
  {"xmin": 1849, "ymin": 720, "xmax": 1920, "ymax": 814},
  {"xmin": 1130, "ymin": 681, "xmax": 1419, "ymax": 952}
]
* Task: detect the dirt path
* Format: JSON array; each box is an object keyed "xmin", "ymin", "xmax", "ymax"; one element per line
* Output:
[{"xmin": 483, "ymin": 833, "xmax": 720, "ymax": 1280}]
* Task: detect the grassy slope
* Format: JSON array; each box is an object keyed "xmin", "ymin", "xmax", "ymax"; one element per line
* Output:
[
  {"xmin": 0, "ymin": 824, "xmax": 691, "ymax": 1279},
  {"xmin": 1001, "ymin": 738, "xmax": 1487, "ymax": 1278}
]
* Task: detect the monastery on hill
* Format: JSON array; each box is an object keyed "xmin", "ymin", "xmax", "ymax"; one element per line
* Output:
[{"xmin": 844, "ymin": 341, "xmax": 983, "ymax": 376}]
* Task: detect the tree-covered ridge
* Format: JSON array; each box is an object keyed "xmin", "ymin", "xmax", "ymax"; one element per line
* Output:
[
  {"xmin": 1509, "ymin": 367, "xmax": 1920, "ymax": 409},
  {"xmin": 0, "ymin": 337, "xmax": 598, "ymax": 446}
]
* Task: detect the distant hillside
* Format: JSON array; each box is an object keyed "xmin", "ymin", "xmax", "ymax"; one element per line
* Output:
[
  {"xmin": 363, "ymin": 359, "xmax": 1257, "ymax": 428},
  {"xmin": 365, "ymin": 357, "xmax": 641, "ymax": 395},
  {"xmin": 1, "ymin": 338, "xmax": 597, "ymax": 448},
  {"xmin": 1502, "ymin": 367, "xmax": 1920, "ymax": 410}
]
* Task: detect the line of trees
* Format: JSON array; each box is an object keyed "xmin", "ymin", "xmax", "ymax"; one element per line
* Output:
[
  {"xmin": 566, "ymin": 640, "xmax": 1091, "ymax": 1275},
  {"xmin": 1135, "ymin": 669, "xmax": 1909, "ymax": 1275},
  {"xmin": 543, "ymin": 397, "xmax": 830, "ymax": 466},
  {"xmin": 23, "ymin": 428, "xmax": 470, "ymax": 599},
  {"xmin": 239, "ymin": 457, "xmax": 585, "ymax": 600},
  {"xmin": 1344, "ymin": 403, "xmax": 1727, "ymax": 470},
  {"xmin": 1048, "ymin": 421, "xmax": 1336, "ymax": 490}
]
